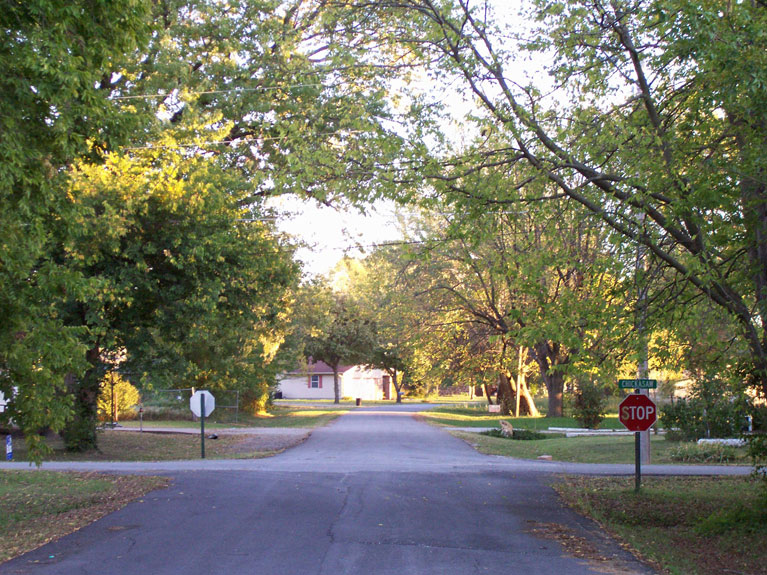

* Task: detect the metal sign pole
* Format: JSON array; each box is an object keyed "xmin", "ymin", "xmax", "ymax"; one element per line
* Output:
[
  {"xmin": 201, "ymin": 393, "xmax": 206, "ymax": 459},
  {"xmin": 635, "ymin": 430, "xmax": 641, "ymax": 492}
]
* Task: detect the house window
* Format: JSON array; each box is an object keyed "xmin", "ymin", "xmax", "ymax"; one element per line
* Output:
[{"xmin": 310, "ymin": 375, "xmax": 320, "ymax": 388}]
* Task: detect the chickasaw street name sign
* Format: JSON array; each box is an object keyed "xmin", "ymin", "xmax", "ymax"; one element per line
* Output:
[{"xmin": 617, "ymin": 378, "xmax": 658, "ymax": 390}]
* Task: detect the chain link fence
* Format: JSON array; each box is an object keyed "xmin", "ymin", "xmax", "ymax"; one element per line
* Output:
[{"xmin": 138, "ymin": 388, "xmax": 241, "ymax": 424}]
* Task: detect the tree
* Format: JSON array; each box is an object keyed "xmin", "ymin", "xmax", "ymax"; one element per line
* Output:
[
  {"xmin": 300, "ymin": 286, "xmax": 376, "ymax": 403},
  {"xmin": 337, "ymin": 253, "xmax": 419, "ymax": 403},
  {"xmin": 59, "ymin": 148, "xmax": 299, "ymax": 447},
  {"xmin": 3, "ymin": 0, "xmax": 420, "ymax": 457},
  {"xmin": 341, "ymin": 0, "xmax": 767, "ymax": 398},
  {"xmin": 391, "ymin": 190, "xmax": 626, "ymax": 416},
  {"xmin": 0, "ymin": 0, "xmax": 151, "ymax": 461},
  {"xmin": 98, "ymin": 373, "xmax": 140, "ymax": 424}
]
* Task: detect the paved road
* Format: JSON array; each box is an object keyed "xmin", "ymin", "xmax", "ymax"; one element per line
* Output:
[{"xmin": 0, "ymin": 405, "xmax": 744, "ymax": 574}]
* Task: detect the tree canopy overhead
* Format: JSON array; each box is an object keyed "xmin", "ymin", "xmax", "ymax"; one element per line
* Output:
[
  {"xmin": 328, "ymin": 0, "xmax": 767, "ymax": 397},
  {"xmin": 4, "ymin": 0, "xmax": 767, "ymax": 459},
  {"xmin": 1, "ymin": 0, "xmax": 424, "ymax": 458}
]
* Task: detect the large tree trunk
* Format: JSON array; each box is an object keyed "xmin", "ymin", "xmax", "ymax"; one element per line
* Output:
[
  {"xmin": 483, "ymin": 383, "xmax": 494, "ymax": 405},
  {"xmin": 543, "ymin": 371, "xmax": 565, "ymax": 418},
  {"xmin": 531, "ymin": 341, "xmax": 568, "ymax": 417},
  {"xmin": 391, "ymin": 369, "xmax": 402, "ymax": 403},
  {"xmin": 500, "ymin": 370, "xmax": 540, "ymax": 417},
  {"xmin": 497, "ymin": 373, "xmax": 514, "ymax": 415},
  {"xmin": 735, "ymin": 118, "xmax": 767, "ymax": 395},
  {"xmin": 515, "ymin": 347, "xmax": 540, "ymax": 417},
  {"xmin": 62, "ymin": 345, "xmax": 102, "ymax": 451},
  {"xmin": 515, "ymin": 371, "xmax": 540, "ymax": 417}
]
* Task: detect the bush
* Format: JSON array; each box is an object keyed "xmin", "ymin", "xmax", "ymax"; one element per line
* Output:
[
  {"xmin": 668, "ymin": 442, "xmax": 744, "ymax": 464},
  {"xmin": 660, "ymin": 376, "xmax": 752, "ymax": 441},
  {"xmin": 97, "ymin": 374, "xmax": 140, "ymax": 422},
  {"xmin": 572, "ymin": 381, "xmax": 607, "ymax": 429},
  {"xmin": 482, "ymin": 428, "xmax": 547, "ymax": 440},
  {"xmin": 747, "ymin": 434, "xmax": 767, "ymax": 503}
]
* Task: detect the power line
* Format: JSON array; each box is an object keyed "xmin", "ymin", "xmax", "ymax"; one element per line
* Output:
[
  {"xmin": 123, "ymin": 130, "xmax": 365, "ymax": 150},
  {"xmin": 111, "ymin": 82, "xmax": 333, "ymax": 101}
]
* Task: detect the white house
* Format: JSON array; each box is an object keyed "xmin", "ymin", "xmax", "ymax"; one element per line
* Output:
[{"xmin": 277, "ymin": 360, "xmax": 393, "ymax": 401}]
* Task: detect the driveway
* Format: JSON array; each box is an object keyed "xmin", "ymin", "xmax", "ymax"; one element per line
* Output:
[{"xmin": 0, "ymin": 405, "xmax": 740, "ymax": 574}]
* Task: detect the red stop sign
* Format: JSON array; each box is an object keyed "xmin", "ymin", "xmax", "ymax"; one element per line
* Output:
[{"xmin": 619, "ymin": 394, "xmax": 657, "ymax": 432}]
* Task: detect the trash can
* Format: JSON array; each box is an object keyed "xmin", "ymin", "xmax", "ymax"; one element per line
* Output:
[{"xmin": 356, "ymin": 398, "xmax": 361, "ymax": 406}]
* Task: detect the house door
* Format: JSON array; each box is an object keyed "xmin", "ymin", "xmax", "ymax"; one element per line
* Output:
[{"xmin": 382, "ymin": 376, "xmax": 391, "ymax": 400}]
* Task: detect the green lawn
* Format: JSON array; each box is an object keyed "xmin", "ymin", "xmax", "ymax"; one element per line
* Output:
[
  {"xmin": 451, "ymin": 431, "xmax": 751, "ymax": 465},
  {"xmin": 10, "ymin": 430, "xmax": 303, "ymax": 462},
  {"xmin": 121, "ymin": 405, "xmax": 346, "ymax": 429},
  {"xmin": 419, "ymin": 404, "xmax": 624, "ymax": 430},
  {"xmin": 0, "ymin": 471, "xmax": 168, "ymax": 563},
  {"xmin": 555, "ymin": 475, "xmax": 767, "ymax": 575}
]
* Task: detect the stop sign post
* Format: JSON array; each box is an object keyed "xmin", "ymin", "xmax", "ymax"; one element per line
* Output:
[
  {"xmin": 619, "ymin": 392, "xmax": 657, "ymax": 491},
  {"xmin": 190, "ymin": 390, "xmax": 215, "ymax": 459}
]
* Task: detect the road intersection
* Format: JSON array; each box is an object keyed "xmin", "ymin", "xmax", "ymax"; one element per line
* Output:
[{"xmin": 0, "ymin": 405, "xmax": 748, "ymax": 574}]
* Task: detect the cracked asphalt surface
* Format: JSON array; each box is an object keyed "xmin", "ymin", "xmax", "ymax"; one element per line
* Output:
[{"xmin": 1, "ymin": 404, "xmax": 744, "ymax": 574}]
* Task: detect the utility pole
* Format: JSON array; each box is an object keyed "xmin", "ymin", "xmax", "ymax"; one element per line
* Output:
[{"xmin": 635, "ymin": 216, "xmax": 651, "ymax": 465}]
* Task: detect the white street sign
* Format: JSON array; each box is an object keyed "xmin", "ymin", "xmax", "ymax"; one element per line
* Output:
[{"xmin": 190, "ymin": 390, "xmax": 215, "ymax": 418}]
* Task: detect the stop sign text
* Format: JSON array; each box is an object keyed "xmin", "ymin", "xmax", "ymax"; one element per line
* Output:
[{"xmin": 618, "ymin": 394, "xmax": 657, "ymax": 432}]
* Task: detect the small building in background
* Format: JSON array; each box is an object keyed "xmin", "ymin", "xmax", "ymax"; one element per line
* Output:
[{"xmin": 277, "ymin": 360, "xmax": 392, "ymax": 401}]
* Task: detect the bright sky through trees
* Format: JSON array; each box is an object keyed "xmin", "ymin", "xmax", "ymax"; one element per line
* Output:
[{"xmin": 268, "ymin": 195, "xmax": 403, "ymax": 277}]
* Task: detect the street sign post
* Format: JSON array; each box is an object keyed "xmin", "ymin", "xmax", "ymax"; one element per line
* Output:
[
  {"xmin": 190, "ymin": 390, "xmax": 215, "ymax": 459},
  {"xmin": 619, "ymin": 393, "xmax": 657, "ymax": 491},
  {"xmin": 618, "ymin": 378, "xmax": 657, "ymax": 390}
]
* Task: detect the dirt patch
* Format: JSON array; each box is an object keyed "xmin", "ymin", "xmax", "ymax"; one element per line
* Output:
[
  {"xmin": 1, "ymin": 472, "xmax": 169, "ymax": 564},
  {"xmin": 527, "ymin": 521, "xmax": 649, "ymax": 575},
  {"xmin": 226, "ymin": 431, "xmax": 310, "ymax": 455},
  {"xmin": 528, "ymin": 521, "xmax": 607, "ymax": 562}
]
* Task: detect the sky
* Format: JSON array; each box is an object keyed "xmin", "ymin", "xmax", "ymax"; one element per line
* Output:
[
  {"xmin": 268, "ymin": 1, "xmax": 544, "ymax": 279},
  {"xmin": 267, "ymin": 195, "xmax": 404, "ymax": 278}
]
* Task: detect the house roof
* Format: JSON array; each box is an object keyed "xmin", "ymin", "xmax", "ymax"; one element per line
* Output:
[{"xmin": 286, "ymin": 360, "xmax": 354, "ymax": 375}]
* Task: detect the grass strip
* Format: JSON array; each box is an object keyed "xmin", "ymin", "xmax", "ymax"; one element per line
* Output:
[
  {"xmin": 450, "ymin": 430, "xmax": 750, "ymax": 465},
  {"xmin": 554, "ymin": 475, "xmax": 767, "ymax": 575},
  {"xmin": 0, "ymin": 471, "xmax": 169, "ymax": 564},
  {"xmin": 419, "ymin": 406, "xmax": 624, "ymax": 430},
  {"xmin": 120, "ymin": 406, "xmax": 345, "ymax": 429},
  {"xmin": 11, "ymin": 431, "xmax": 304, "ymax": 462}
]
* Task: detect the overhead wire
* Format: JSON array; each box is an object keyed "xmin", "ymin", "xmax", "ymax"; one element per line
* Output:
[
  {"xmin": 123, "ymin": 130, "xmax": 367, "ymax": 150},
  {"xmin": 111, "ymin": 82, "xmax": 339, "ymax": 101}
]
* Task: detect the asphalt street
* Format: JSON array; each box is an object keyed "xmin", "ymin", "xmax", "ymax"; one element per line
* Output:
[{"xmin": 0, "ymin": 405, "xmax": 746, "ymax": 574}]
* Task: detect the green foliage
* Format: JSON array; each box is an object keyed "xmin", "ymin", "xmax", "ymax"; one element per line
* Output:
[
  {"xmin": 66, "ymin": 149, "xmax": 300, "ymax": 413},
  {"xmin": 660, "ymin": 377, "xmax": 752, "ymax": 441},
  {"xmin": 339, "ymin": 0, "xmax": 767, "ymax": 405},
  {"xmin": 0, "ymin": 0, "xmax": 151, "ymax": 463},
  {"xmin": 668, "ymin": 443, "xmax": 744, "ymax": 464},
  {"xmin": 297, "ymin": 285, "xmax": 377, "ymax": 402},
  {"xmin": 481, "ymin": 428, "xmax": 547, "ymax": 441},
  {"xmin": 97, "ymin": 374, "xmax": 140, "ymax": 423},
  {"xmin": 2, "ymin": 0, "xmax": 421, "ymax": 461},
  {"xmin": 747, "ymin": 433, "xmax": 767, "ymax": 501},
  {"xmin": 571, "ymin": 380, "xmax": 607, "ymax": 429}
]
